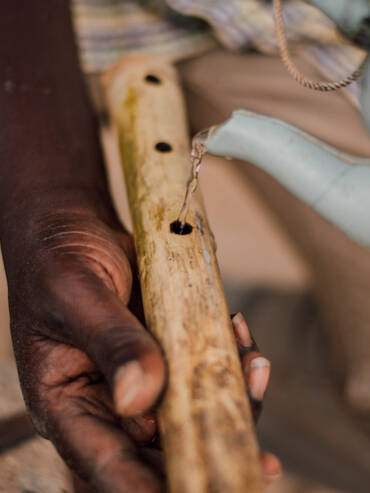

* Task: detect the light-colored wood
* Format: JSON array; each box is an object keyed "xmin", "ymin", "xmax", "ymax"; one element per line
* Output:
[{"xmin": 103, "ymin": 54, "xmax": 263, "ymax": 493}]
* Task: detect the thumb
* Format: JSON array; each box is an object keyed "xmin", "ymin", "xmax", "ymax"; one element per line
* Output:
[
  {"xmin": 103, "ymin": 307, "xmax": 166, "ymax": 417},
  {"xmin": 52, "ymin": 266, "xmax": 166, "ymax": 417}
]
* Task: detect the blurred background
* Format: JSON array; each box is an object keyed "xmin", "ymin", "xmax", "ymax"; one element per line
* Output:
[{"xmin": 1, "ymin": 126, "xmax": 369, "ymax": 492}]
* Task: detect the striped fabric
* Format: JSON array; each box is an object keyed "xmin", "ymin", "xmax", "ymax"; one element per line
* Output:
[{"xmin": 71, "ymin": 0, "xmax": 366, "ymax": 105}]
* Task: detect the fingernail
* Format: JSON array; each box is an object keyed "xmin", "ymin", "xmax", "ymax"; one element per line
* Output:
[
  {"xmin": 260, "ymin": 451, "xmax": 282, "ymax": 485},
  {"xmin": 232, "ymin": 312, "xmax": 252, "ymax": 347},
  {"xmin": 249, "ymin": 357, "xmax": 271, "ymax": 401},
  {"xmin": 115, "ymin": 361, "xmax": 145, "ymax": 414}
]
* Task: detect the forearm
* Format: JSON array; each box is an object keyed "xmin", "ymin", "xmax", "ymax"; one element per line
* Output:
[{"xmin": 0, "ymin": 1, "xmax": 114, "ymax": 239}]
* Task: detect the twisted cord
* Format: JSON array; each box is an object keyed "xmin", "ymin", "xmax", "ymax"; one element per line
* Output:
[{"xmin": 273, "ymin": 0, "xmax": 366, "ymax": 92}]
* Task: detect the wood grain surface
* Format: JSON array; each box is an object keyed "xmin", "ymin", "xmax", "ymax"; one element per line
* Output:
[{"xmin": 103, "ymin": 54, "xmax": 263, "ymax": 493}]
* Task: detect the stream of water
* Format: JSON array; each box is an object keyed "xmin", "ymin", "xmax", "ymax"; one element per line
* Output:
[{"xmin": 176, "ymin": 127, "xmax": 216, "ymax": 232}]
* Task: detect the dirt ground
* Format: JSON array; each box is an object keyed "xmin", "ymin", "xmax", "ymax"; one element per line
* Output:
[{"xmin": 0, "ymin": 127, "xmax": 361, "ymax": 492}]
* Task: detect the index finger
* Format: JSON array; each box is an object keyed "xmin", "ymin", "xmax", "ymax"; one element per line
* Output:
[{"xmin": 49, "ymin": 403, "xmax": 164, "ymax": 493}]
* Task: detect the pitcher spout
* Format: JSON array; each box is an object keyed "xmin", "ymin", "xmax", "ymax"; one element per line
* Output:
[{"xmin": 205, "ymin": 110, "xmax": 370, "ymax": 247}]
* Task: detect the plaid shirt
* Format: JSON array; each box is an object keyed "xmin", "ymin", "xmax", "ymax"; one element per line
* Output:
[{"xmin": 72, "ymin": 0, "xmax": 365, "ymax": 105}]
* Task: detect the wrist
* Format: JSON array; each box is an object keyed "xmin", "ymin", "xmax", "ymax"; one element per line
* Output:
[{"xmin": 0, "ymin": 184, "xmax": 125, "ymax": 254}]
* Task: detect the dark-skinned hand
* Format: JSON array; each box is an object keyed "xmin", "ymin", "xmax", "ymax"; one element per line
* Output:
[{"xmin": 6, "ymin": 208, "xmax": 281, "ymax": 493}]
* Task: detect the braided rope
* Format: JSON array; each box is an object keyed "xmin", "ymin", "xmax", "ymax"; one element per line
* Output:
[{"xmin": 273, "ymin": 0, "xmax": 366, "ymax": 92}]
